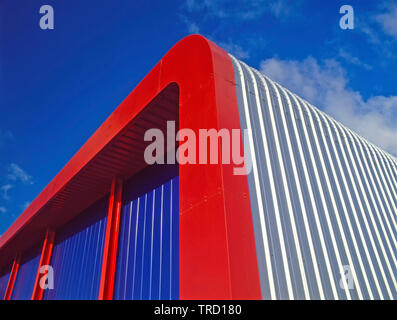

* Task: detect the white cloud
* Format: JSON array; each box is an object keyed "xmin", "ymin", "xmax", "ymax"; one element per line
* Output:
[
  {"xmin": 1, "ymin": 184, "xmax": 12, "ymax": 200},
  {"xmin": 260, "ymin": 57, "xmax": 397, "ymax": 156},
  {"xmin": 375, "ymin": 4, "xmax": 397, "ymax": 39},
  {"xmin": 338, "ymin": 49, "xmax": 372, "ymax": 70},
  {"xmin": 269, "ymin": 0, "xmax": 300, "ymax": 21},
  {"xmin": 185, "ymin": 0, "xmax": 252, "ymax": 19},
  {"xmin": 0, "ymin": 207, "xmax": 6, "ymax": 214},
  {"xmin": 187, "ymin": 22, "xmax": 200, "ymax": 34},
  {"xmin": 218, "ymin": 40, "xmax": 249, "ymax": 59},
  {"xmin": 7, "ymin": 163, "xmax": 33, "ymax": 184},
  {"xmin": 183, "ymin": 0, "xmax": 300, "ymax": 21},
  {"xmin": 356, "ymin": 2, "xmax": 397, "ymax": 60},
  {"xmin": 179, "ymin": 15, "xmax": 201, "ymax": 34}
]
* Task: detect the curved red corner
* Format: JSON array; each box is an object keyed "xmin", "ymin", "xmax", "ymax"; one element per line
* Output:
[{"xmin": 0, "ymin": 35, "xmax": 261, "ymax": 299}]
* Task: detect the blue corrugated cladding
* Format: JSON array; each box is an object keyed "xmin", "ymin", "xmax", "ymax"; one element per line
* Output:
[
  {"xmin": 0, "ymin": 264, "xmax": 11, "ymax": 299},
  {"xmin": 11, "ymin": 246, "xmax": 41, "ymax": 300},
  {"xmin": 114, "ymin": 164, "xmax": 179, "ymax": 300},
  {"xmin": 231, "ymin": 55, "xmax": 397, "ymax": 300},
  {"xmin": 43, "ymin": 197, "xmax": 108, "ymax": 300}
]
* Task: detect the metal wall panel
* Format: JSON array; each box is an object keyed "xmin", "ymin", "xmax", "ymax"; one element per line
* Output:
[
  {"xmin": 114, "ymin": 165, "xmax": 179, "ymax": 300},
  {"xmin": 43, "ymin": 197, "xmax": 108, "ymax": 300},
  {"xmin": 230, "ymin": 55, "xmax": 397, "ymax": 300},
  {"xmin": 11, "ymin": 246, "xmax": 41, "ymax": 300},
  {"xmin": 0, "ymin": 266, "xmax": 11, "ymax": 299}
]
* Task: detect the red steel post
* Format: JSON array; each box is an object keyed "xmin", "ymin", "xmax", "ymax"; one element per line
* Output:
[
  {"xmin": 31, "ymin": 229, "xmax": 55, "ymax": 300},
  {"xmin": 4, "ymin": 254, "xmax": 20, "ymax": 300},
  {"xmin": 98, "ymin": 177, "xmax": 123, "ymax": 300}
]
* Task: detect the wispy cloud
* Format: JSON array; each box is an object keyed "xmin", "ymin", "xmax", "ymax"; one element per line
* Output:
[
  {"xmin": 0, "ymin": 150, "xmax": 33, "ymax": 218},
  {"xmin": 338, "ymin": 49, "xmax": 372, "ymax": 70},
  {"xmin": 218, "ymin": 40, "xmax": 249, "ymax": 59},
  {"xmin": 179, "ymin": 11, "xmax": 251, "ymax": 59},
  {"xmin": 21, "ymin": 201, "xmax": 31, "ymax": 210},
  {"xmin": 183, "ymin": 0, "xmax": 301, "ymax": 21},
  {"xmin": 179, "ymin": 15, "xmax": 200, "ymax": 34},
  {"xmin": 7, "ymin": 163, "xmax": 33, "ymax": 184},
  {"xmin": 187, "ymin": 21, "xmax": 200, "ymax": 34},
  {"xmin": 180, "ymin": 0, "xmax": 299, "ymax": 60},
  {"xmin": 260, "ymin": 56, "xmax": 397, "ymax": 156},
  {"xmin": 184, "ymin": 0, "xmax": 259, "ymax": 20},
  {"xmin": 0, "ymin": 163, "xmax": 33, "ymax": 217},
  {"xmin": 355, "ymin": 1, "xmax": 397, "ymax": 60},
  {"xmin": 269, "ymin": 0, "xmax": 300, "ymax": 21},
  {"xmin": 0, "ymin": 184, "xmax": 12, "ymax": 200},
  {"xmin": 375, "ymin": 3, "xmax": 397, "ymax": 40}
]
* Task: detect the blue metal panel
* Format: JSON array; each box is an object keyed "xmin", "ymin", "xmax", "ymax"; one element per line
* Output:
[
  {"xmin": 0, "ymin": 264, "xmax": 11, "ymax": 300},
  {"xmin": 11, "ymin": 246, "xmax": 41, "ymax": 300},
  {"xmin": 114, "ymin": 164, "xmax": 179, "ymax": 300},
  {"xmin": 43, "ymin": 196, "xmax": 108, "ymax": 300}
]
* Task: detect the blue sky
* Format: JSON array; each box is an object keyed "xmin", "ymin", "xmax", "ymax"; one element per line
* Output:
[{"xmin": 1, "ymin": 0, "xmax": 397, "ymax": 234}]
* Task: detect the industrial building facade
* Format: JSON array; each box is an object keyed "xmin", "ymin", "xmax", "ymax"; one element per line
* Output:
[{"xmin": 0, "ymin": 35, "xmax": 397, "ymax": 300}]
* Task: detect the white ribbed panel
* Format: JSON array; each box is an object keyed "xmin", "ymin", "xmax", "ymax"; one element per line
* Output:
[{"xmin": 230, "ymin": 56, "xmax": 397, "ymax": 300}]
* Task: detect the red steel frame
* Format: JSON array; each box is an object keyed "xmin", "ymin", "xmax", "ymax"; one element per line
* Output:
[
  {"xmin": 99, "ymin": 177, "xmax": 123, "ymax": 300},
  {"xmin": 3, "ymin": 254, "xmax": 20, "ymax": 300},
  {"xmin": 0, "ymin": 35, "xmax": 261, "ymax": 299},
  {"xmin": 31, "ymin": 230, "xmax": 55, "ymax": 300}
]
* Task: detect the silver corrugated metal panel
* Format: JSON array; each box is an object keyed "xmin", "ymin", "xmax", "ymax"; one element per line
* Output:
[{"xmin": 230, "ymin": 55, "xmax": 397, "ymax": 300}]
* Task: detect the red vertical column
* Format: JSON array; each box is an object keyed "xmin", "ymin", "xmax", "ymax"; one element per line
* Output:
[
  {"xmin": 4, "ymin": 254, "xmax": 20, "ymax": 300},
  {"xmin": 176, "ymin": 37, "xmax": 262, "ymax": 299},
  {"xmin": 31, "ymin": 229, "xmax": 55, "ymax": 300},
  {"xmin": 98, "ymin": 177, "xmax": 123, "ymax": 300}
]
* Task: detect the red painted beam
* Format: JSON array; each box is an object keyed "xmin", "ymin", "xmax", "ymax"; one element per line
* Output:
[
  {"xmin": 98, "ymin": 177, "xmax": 123, "ymax": 300},
  {"xmin": 31, "ymin": 230, "xmax": 55, "ymax": 300},
  {"xmin": 4, "ymin": 254, "xmax": 20, "ymax": 300}
]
